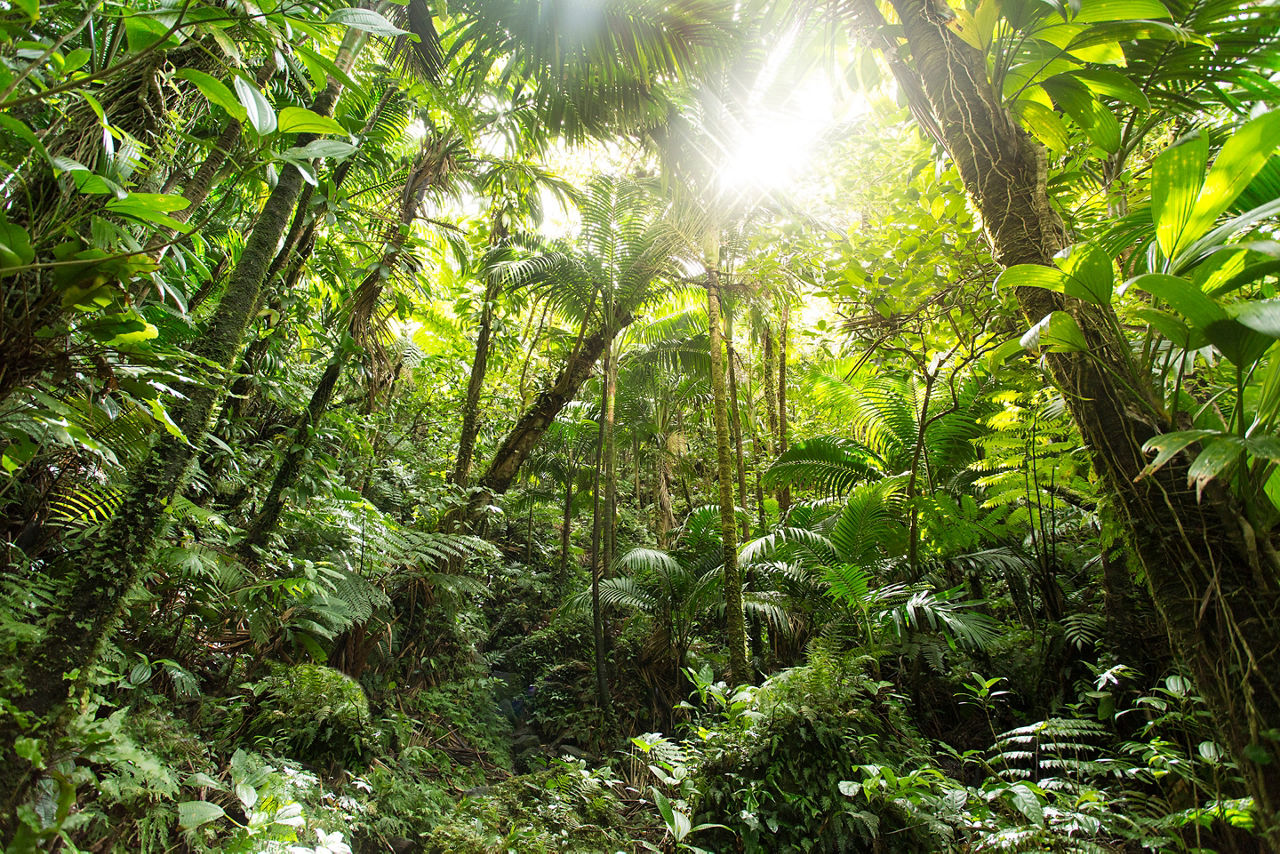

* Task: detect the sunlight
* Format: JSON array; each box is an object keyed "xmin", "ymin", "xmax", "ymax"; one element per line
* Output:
[
  {"xmin": 716, "ymin": 63, "xmax": 869, "ymax": 200},
  {"xmin": 716, "ymin": 83, "xmax": 829, "ymax": 194}
]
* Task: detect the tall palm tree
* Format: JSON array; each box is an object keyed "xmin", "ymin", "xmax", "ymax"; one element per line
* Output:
[{"xmin": 477, "ymin": 177, "xmax": 683, "ymax": 496}]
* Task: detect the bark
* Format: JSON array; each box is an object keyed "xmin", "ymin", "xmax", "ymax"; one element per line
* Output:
[
  {"xmin": 240, "ymin": 357, "xmax": 342, "ymax": 552},
  {"xmin": 589, "ymin": 407, "xmax": 612, "ymax": 718},
  {"xmin": 451, "ymin": 274, "xmax": 502, "ymax": 486},
  {"xmin": 479, "ymin": 319, "xmax": 628, "ymax": 495},
  {"xmin": 708, "ymin": 268, "xmax": 750, "ymax": 685},
  {"xmin": 763, "ymin": 323, "xmax": 778, "ymax": 455},
  {"xmin": 240, "ymin": 134, "xmax": 444, "ymax": 551},
  {"xmin": 725, "ymin": 316, "xmax": 749, "ymax": 522},
  {"xmin": 602, "ymin": 339, "xmax": 618, "ymax": 574},
  {"xmin": 874, "ymin": 0, "xmax": 1280, "ymax": 840},
  {"xmin": 655, "ymin": 447, "xmax": 675, "ymax": 548},
  {"xmin": 776, "ymin": 305, "xmax": 791, "ymax": 516}
]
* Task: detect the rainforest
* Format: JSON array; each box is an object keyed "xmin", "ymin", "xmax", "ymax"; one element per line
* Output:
[{"xmin": 3, "ymin": 0, "xmax": 1280, "ymax": 850}]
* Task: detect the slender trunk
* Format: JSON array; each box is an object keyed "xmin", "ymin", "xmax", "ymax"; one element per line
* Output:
[
  {"xmin": 763, "ymin": 323, "xmax": 778, "ymax": 456},
  {"xmin": 872, "ymin": 0, "xmax": 1280, "ymax": 839},
  {"xmin": 905, "ymin": 372, "xmax": 936, "ymax": 574},
  {"xmin": 708, "ymin": 266, "xmax": 749, "ymax": 685},
  {"xmin": 633, "ymin": 433, "xmax": 642, "ymax": 512},
  {"xmin": 589, "ymin": 411, "xmax": 612, "ymax": 718},
  {"xmin": 240, "ymin": 358, "xmax": 342, "ymax": 552},
  {"xmin": 753, "ymin": 434, "xmax": 767, "ymax": 533},
  {"xmin": 147, "ymin": 62, "xmax": 275, "ymax": 253},
  {"xmin": 479, "ymin": 319, "xmax": 628, "ymax": 495},
  {"xmin": 725, "ymin": 316, "xmax": 748, "ymax": 526},
  {"xmin": 452, "ymin": 274, "xmax": 503, "ymax": 486},
  {"xmin": 602, "ymin": 340, "xmax": 618, "ymax": 574},
  {"xmin": 776, "ymin": 305, "xmax": 791, "ymax": 517},
  {"xmin": 656, "ymin": 448, "xmax": 675, "ymax": 549}
]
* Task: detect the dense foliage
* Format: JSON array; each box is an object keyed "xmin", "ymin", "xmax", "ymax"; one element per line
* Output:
[{"xmin": 4, "ymin": 0, "xmax": 1280, "ymax": 850}]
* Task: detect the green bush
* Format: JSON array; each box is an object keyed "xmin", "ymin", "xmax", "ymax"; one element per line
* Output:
[
  {"xmin": 692, "ymin": 654, "xmax": 945, "ymax": 853},
  {"xmin": 247, "ymin": 664, "xmax": 378, "ymax": 768}
]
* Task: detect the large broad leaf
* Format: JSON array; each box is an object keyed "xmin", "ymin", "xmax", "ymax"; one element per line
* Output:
[
  {"xmin": 233, "ymin": 76, "xmax": 275, "ymax": 136},
  {"xmin": 277, "ymin": 106, "xmax": 346, "ymax": 135},
  {"xmin": 1064, "ymin": 69, "xmax": 1150, "ymax": 110},
  {"xmin": 1020, "ymin": 311, "xmax": 1087, "ymax": 352},
  {"xmin": 996, "ymin": 264, "xmax": 1068, "ymax": 292},
  {"xmin": 0, "ymin": 221, "xmax": 35, "ymax": 270},
  {"xmin": 175, "ymin": 69, "xmax": 246, "ymax": 121},
  {"xmin": 1181, "ymin": 111, "xmax": 1280, "ymax": 253},
  {"xmin": 1014, "ymin": 101, "xmax": 1071, "ymax": 153},
  {"xmin": 1151, "ymin": 134, "xmax": 1209, "ymax": 261},
  {"xmin": 1042, "ymin": 77, "xmax": 1121, "ymax": 153},
  {"xmin": 325, "ymin": 7, "xmax": 411, "ymax": 36},
  {"xmin": 177, "ymin": 800, "xmax": 225, "ymax": 830},
  {"xmin": 1057, "ymin": 242, "xmax": 1114, "ymax": 305},
  {"xmin": 1230, "ymin": 300, "xmax": 1280, "ymax": 338},
  {"xmin": 1124, "ymin": 273, "xmax": 1224, "ymax": 330},
  {"xmin": 1139, "ymin": 429, "xmax": 1221, "ymax": 480}
]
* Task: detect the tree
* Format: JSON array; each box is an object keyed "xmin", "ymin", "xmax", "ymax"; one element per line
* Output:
[{"xmin": 852, "ymin": 0, "xmax": 1280, "ymax": 836}]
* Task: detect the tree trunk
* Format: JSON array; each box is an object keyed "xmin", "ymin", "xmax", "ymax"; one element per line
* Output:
[
  {"xmin": 656, "ymin": 447, "xmax": 675, "ymax": 548},
  {"xmin": 874, "ymin": 0, "xmax": 1280, "ymax": 839},
  {"xmin": 239, "ymin": 135, "xmax": 443, "ymax": 551},
  {"xmin": 479, "ymin": 319, "xmax": 628, "ymax": 495},
  {"xmin": 725, "ymin": 315, "xmax": 749, "ymax": 525},
  {"xmin": 0, "ymin": 40, "xmax": 362, "ymax": 821},
  {"xmin": 589, "ymin": 407, "xmax": 612, "ymax": 718},
  {"xmin": 708, "ymin": 266, "xmax": 749, "ymax": 685},
  {"xmin": 602, "ymin": 339, "xmax": 618, "ymax": 574},
  {"xmin": 763, "ymin": 322, "xmax": 778, "ymax": 456},
  {"xmin": 776, "ymin": 304, "xmax": 791, "ymax": 517},
  {"xmin": 452, "ymin": 273, "xmax": 503, "ymax": 486}
]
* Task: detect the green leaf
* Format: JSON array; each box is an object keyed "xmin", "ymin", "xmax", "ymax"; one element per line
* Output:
[
  {"xmin": 0, "ymin": 221, "xmax": 35, "ymax": 271},
  {"xmin": 1134, "ymin": 308, "xmax": 1192, "ymax": 345},
  {"xmin": 177, "ymin": 800, "xmax": 225, "ymax": 830},
  {"xmin": 1006, "ymin": 782, "xmax": 1045, "ymax": 826},
  {"xmin": 1187, "ymin": 436, "xmax": 1244, "ymax": 494},
  {"xmin": 1140, "ymin": 429, "xmax": 1220, "ymax": 479},
  {"xmin": 288, "ymin": 139, "xmax": 357, "ymax": 160},
  {"xmin": 175, "ymin": 69, "xmax": 246, "ymax": 121},
  {"xmin": 1021, "ymin": 311, "xmax": 1087, "ymax": 352},
  {"xmin": 1043, "ymin": 77, "xmax": 1121, "ymax": 153},
  {"xmin": 1124, "ymin": 273, "xmax": 1225, "ymax": 330},
  {"xmin": 1014, "ymin": 101, "xmax": 1071, "ymax": 154},
  {"xmin": 1071, "ymin": 0, "xmax": 1171, "ymax": 22},
  {"xmin": 1230, "ymin": 299, "xmax": 1280, "ymax": 338},
  {"xmin": 1152, "ymin": 134, "xmax": 1209, "ymax": 260},
  {"xmin": 1182, "ymin": 111, "xmax": 1280, "ymax": 255},
  {"xmin": 1064, "ymin": 69, "xmax": 1150, "ymax": 109},
  {"xmin": 324, "ymin": 7, "xmax": 411, "ymax": 36},
  {"xmin": 14, "ymin": 736, "xmax": 43, "ymax": 769},
  {"xmin": 996, "ymin": 264, "xmax": 1067, "ymax": 292},
  {"xmin": 277, "ymin": 106, "xmax": 346, "ymax": 135},
  {"xmin": 125, "ymin": 15, "xmax": 180, "ymax": 53},
  {"xmin": 233, "ymin": 76, "xmax": 276, "ymax": 136},
  {"xmin": 1058, "ymin": 242, "xmax": 1113, "ymax": 305}
]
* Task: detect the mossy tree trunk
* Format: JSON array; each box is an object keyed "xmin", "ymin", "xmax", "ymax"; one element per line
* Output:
[
  {"xmin": 868, "ymin": 0, "xmax": 1280, "ymax": 840},
  {"xmin": 0, "ymin": 37, "xmax": 363, "ymax": 823},
  {"xmin": 479, "ymin": 320, "xmax": 627, "ymax": 496}
]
